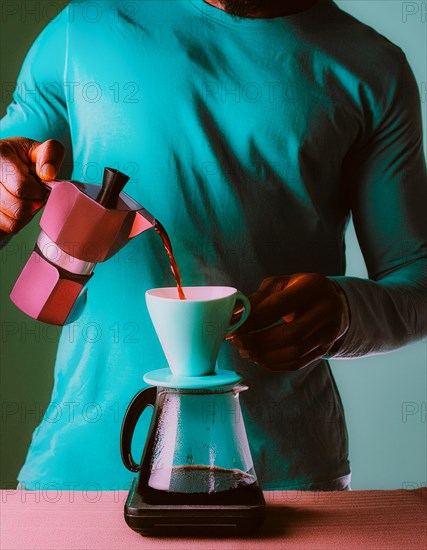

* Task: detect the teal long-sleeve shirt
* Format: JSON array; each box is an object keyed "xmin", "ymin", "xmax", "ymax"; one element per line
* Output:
[{"xmin": 1, "ymin": 0, "xmax": 426, "ymax": 490}]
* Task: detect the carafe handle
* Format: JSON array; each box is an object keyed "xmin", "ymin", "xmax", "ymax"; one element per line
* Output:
[{"xmin": 120, "ymin": 386, "xmax": 157, "ymax": 472}]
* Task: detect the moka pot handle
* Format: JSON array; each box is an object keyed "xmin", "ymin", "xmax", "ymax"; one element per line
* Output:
[{"xmin": 120, "ymin": 386, "xmax": 157, "ymax": 472}]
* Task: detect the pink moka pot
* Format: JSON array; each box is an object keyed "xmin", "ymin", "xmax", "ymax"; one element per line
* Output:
[{"xmin": 10, "ymin": 168, "xmax": 156, "ymax": 325}]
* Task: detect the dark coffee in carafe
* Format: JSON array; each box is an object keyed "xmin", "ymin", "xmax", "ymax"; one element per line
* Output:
[{"xmin": 139, "ymin": 465, "xmax": 262, "ymax": 506}]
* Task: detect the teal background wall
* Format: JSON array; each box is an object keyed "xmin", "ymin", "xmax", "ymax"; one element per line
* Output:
[{"xmin": 0, "ymin": 1, "xmax": 426, "ymax": 489}]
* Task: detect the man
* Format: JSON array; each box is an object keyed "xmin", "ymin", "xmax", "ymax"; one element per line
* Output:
[{"xmin": 1, "ymin": 0, "xmax": 426, "ymax": 491}]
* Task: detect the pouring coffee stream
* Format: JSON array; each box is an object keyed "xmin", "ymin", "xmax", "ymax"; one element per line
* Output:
[
  {"xmin": 152, "ymin": 220, "xmax": 186, "ymax": 300},
  {"xmin": 96, "ymin": 168, "xmax": 186, "ymax": 300}
]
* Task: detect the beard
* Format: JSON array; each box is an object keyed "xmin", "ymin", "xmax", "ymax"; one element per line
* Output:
[{"xmin": 219, "ymin": 0, "xmax": 277, "ymax": 18}]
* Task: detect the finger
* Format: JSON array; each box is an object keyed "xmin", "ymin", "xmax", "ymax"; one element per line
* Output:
[
  {"xmin": 29, "ymin": 139, "xmax": 65, "ymax": 180},
  {"xmin": 0, "ymin": 210, "xmax": 30, "ymax": 235},
  {"xmin": 232, "ymin": 276, "xmax": 292, "ymax": 335},
  {"xmin": 236, "ymin": 299, "xmax": 339, "ymax": 351},
  {"xmin": 247, "ymin": 289, "xmax": 268, "ymax": 311},
  {"xmin": 0, "ymin": 154, "xmax": 48, "ymax": 200},
  {"xmin": 0, "ymin": 181, "xmax": 43, "ymax": 221},
  {"xmin": 238, "ymin": 312, "xmax": 337, "ymax": 365},
  {"xmin": 284, "ymin": 312, "xmax": 296, "ymax": 322},
  {"xmin": 249, "ymin": 275, "xmax": 294, "ymax": 308},
  {"xmin": 248, "ymin": 272, "xmax": 339, "ymax": 334},
  {"xmin": 252, "ymin": 275, "xmax": 298, "ymax": 306},
  {"xmin": 257, "ymin": 275, "xmax": 290, "ymax": 293},
  {"xmin": 233, "ymin": 310, "xmax": 321, "ymax": 352},
  {"xmin": 245, "ymin": 280, "xmax": 284, "ymax": 320},
  {"xmin": 239, "ymin": 283, "xmax": 315, "ymax": 333}
]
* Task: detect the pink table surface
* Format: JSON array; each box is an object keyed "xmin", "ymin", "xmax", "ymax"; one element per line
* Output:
[{"xmin": 1, "ymin": 488, "xmax": 426, "ymax": 550}]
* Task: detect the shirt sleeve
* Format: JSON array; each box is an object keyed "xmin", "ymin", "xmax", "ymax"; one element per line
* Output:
[
  {"xmin": 0, "ymin": 7, "xmax": 71, "ymax": 150},
  {"xmin": 327, "ymin": 50, "xmax": 427, "ymax": 358}
]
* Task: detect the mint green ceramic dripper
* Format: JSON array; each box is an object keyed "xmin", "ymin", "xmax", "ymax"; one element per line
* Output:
[{"xmin": 145, "ymin": 286, "xmax": 251, "ymax": 380}]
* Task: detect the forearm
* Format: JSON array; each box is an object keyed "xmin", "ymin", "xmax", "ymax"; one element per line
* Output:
[{"xmin": 328, "ymin": 259, "xmax": 427, "ymax": 358}]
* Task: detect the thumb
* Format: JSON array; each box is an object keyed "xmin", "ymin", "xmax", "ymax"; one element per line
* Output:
[{"xmin": 29, "ymin": 139, "xmax": 65, "ymax": 181}]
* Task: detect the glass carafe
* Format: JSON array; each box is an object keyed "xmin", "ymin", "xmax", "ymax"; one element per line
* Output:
[{"xmin": 121, "ymin": 383, "xmax": 260, "ymax": 505}]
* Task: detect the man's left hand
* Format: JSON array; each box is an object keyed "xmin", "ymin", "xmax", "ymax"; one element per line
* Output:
[{"xmin": 231, "ymin": 273, "xmax": 349, "ymax": 371}]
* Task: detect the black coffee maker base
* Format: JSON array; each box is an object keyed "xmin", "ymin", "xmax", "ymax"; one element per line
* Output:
[{"xmin": 124, "ymin": 478, "xmax": 266, "ymax": 537}]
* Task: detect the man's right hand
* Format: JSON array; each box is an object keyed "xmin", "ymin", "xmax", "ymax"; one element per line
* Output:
[{"xmin": 0, "ymin": 137, "xmax": 65, "ymax": 238}]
